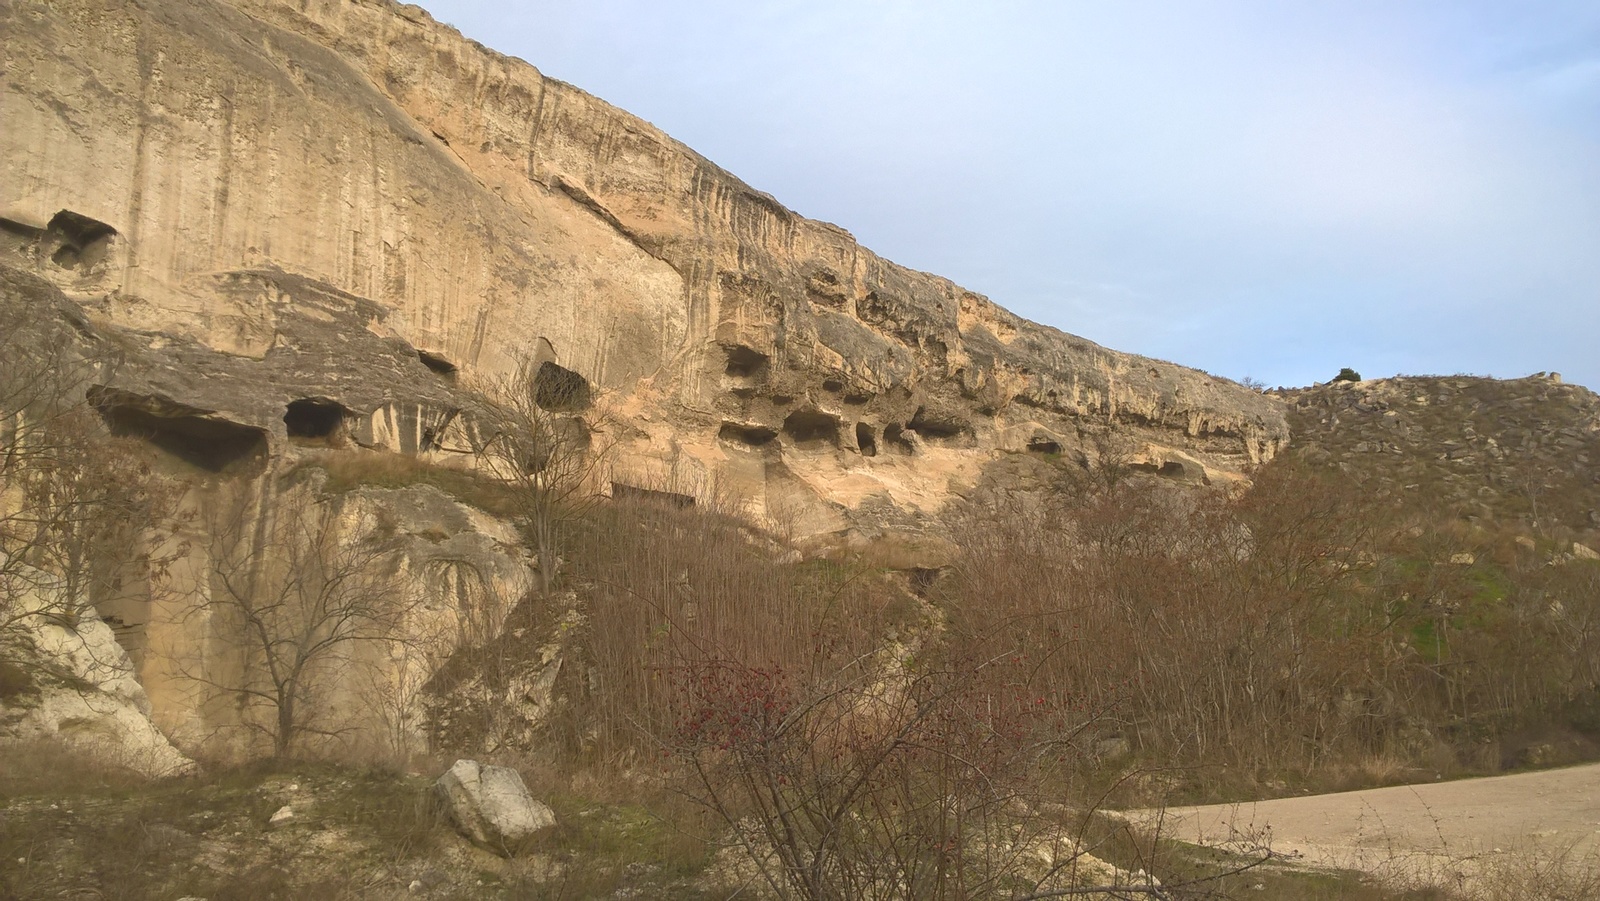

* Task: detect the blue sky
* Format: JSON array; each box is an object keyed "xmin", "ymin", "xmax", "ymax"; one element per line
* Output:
[{"xmin": 423, "ymin": 1, "xmax": 1600, "ymax": 389}]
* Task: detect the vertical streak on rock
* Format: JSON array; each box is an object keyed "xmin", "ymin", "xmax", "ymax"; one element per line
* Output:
[
  {"xmin": 124, "ymin": 20, "xmax": 155, "ymax": 283},
  {"xmin": 261, "ymin": 84, "xmax": 278, "ymax": 262},
  {"xmin": 468, "ymin": 305, "xmax": 491, "ymax": 370},
  {"xmin": 525, "ymin": 76, "xmax": 546, "ymax": 186},
  {"xmin": 213, "ymin": 85, "xmax": 235, "ymax": 277}
]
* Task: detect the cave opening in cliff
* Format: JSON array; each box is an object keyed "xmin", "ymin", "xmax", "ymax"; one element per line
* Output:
[
  {"xmin": 1027, "ymin": 437, "xmax": 1063, "ymax": 455},
  {"xmin": 0, "ymin": 217, "xmax": 44, "ymax": 243},
  {"xmin": 1157, "ymin": 460, "xmax": 1201, "ymax": 482},
  {"xmin": 723, "ymin": 345, "xmax": 770, "ymax": 380},
  {"xmin": 883, "ymin": 423, "xmax": 916, "ymax": 455},
  {"xmin": 533, "ymin": 362, "xmax": 593, "ymax": 412},
  {"xmin": 908, "ymin": 407, "xmax": 971, "ymax": 444},
  {"xmin": 417, "ymin": 350, "xmax": 459, "ymax": 381},
  {"xmin": 1130, "ymin": 458, "xmax": 1198, "ymax": 482},
  {"xmin": 92, "ymin": 388, "xmax": 267, "ymax": 473},
  {"xmin": 856, "ymin": 423, "xmax": 878, "ymax": 457},
  {"xmin": 284, "ymin": 398, "xmax": 348, "ymax": 442},
  {"xmin": 782, "ymin": 410, "xmax": 841, "ymax": 449},
  {"xmin": 46, "ymin": 210, "xmax": 117, "ymax": 271},
  {"xmin": 719, "ymin": 421, "xmax": 778, "ymax": 448}
]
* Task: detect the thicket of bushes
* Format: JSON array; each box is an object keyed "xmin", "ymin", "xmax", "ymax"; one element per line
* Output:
[
  {"xmin": 518, "ymin": 453, "xmax": 1600, "ymax": 808},
  {"xmin": 418, "ymin": 449, "xmax": 1600, "ymax": 897},
  {"xmin": 946, "ymin": 458, "xmax": 1600, "ymax": 796}
]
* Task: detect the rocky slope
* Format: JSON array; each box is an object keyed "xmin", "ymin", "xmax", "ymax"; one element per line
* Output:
[
  {"xmin": 2, "ymin": 0, "xmax": 1285, "ymax": 542},
  {"xmin": 1278, "ymin": 374, "xmax": 1600, "ymax": 540}
]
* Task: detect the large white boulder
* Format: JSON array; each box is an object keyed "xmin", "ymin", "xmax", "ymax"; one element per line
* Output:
[{"xmin": 434, "ymin": 759, "xmax": 555, "ymax": 854}]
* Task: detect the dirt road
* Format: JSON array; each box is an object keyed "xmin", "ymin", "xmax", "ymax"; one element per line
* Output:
[{"xmin": 1131, "ymin": 764, "xmax": 1600, "ymax": 884}]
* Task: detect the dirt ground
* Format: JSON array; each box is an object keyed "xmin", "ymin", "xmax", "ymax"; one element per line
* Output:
[{"xmin": 1132, "ymin": 763, "xmax": 1600, "ymax": 885}]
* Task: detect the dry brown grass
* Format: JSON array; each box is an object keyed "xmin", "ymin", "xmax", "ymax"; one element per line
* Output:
[
  {"xmin": 294, "ymin": 448, "xmax": 521, "ymax": 517},
  {"xmin": 1469, "ymin": 843, "xmax": 1600, "ymax": 900},
  {"xmin": 0, "ymin": 741, "xmax": 724, "ymax": 900}
]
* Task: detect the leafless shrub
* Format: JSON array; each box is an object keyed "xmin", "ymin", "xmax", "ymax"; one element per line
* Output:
[
  {"xmin": 1470, "ymin": 843, "xmax": 1600, "ymax": 901},
  {"xmin": 0, "ymin": 300, "xmax": 179, "ymax": 693},
  {"xmin": 472, "ymin": 357, "xmax": 611, "ymax": 596},
  {"xmin": 567, "ymin": 496, "xmax": 888, "ymax": 760}
]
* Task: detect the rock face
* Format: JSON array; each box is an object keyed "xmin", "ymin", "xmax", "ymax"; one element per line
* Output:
[
  {"xmin": 131, "ymin": 475, "xmax": 534, "ymax": 762},
  {"xmin": 434, "ymin": 758, "xmax": 556, "ymax": 854},
  {"xmin": 1, "ymin": 0, "xmax": 1286, "ymax": 541},
  {"xmin": 0, "ymin": 553, "xmax": 196, "ymax": 778}
]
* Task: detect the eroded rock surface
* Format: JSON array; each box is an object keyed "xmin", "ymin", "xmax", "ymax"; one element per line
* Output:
[
  {"xmin": 0, "ymin": 553, "xmax": 196, "ymax": 778},
  {"xmin": 1278, "ymin": 374, "xmax": 1600, "ymax": 532},
  {"xmin": 2, "ymin": 0, "xmax": 1286, "ymax": 541},
  {"xmin": 435, "ymin": 758, "xmax": 555, "ymax": 854},
  {"xmin": 2, "ymin": 0, "xmax": 1293, "ymax": 762}
]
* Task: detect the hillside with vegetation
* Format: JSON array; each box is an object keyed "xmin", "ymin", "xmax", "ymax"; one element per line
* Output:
[
  {"xmin": 1278, "ymin": 374, "xmax": 1600, "ymax": 537},
  {"xmin": 7, "ymin": 392, "xmax": 1600, "ymax": 898},
  {"xmin": 3, "ymin": 0, "xmax": 1598, "ymax": 895},
  {"xmin": 6, "ymin": 290, "xmax": 1600, "ymax": 898}
]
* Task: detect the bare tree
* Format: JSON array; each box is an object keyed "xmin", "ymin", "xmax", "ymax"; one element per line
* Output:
[
  {"xmin": 189, "ymin": 483, "xmax": 418, "ymax": 758},
  {"xmin": 0, "ymin": 299, "xmax": 173, "ymax": 685},
  {"xmin": 2, "ymin": 303, "xmax": 84, "ymax": 641},
  {"xmin": 472, "ymin": 358, "xmax": 609, "ymax": 596}
]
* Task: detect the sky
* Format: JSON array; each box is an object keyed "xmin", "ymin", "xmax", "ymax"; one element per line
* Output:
[{"xmin": 423, "ymin": 1, "xmax": 1600, "ymax": 390}]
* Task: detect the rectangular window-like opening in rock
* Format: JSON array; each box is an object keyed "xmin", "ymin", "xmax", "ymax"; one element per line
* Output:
[
  {"xmin": 723, "ymin": 345, "xmax": 770, "ymax": 379},
  {"xmin": 783, "ymin": 410, "xmax": 841, "ymax": 449},
  {"xmin": 418, "ymin": 350, "xmax": 459, "ymax": 381},
  {"xmin": 534, "ymin": 362, "xmax": 593, "ymax": 412},
  {"xmin": 1027, "ymin": 437, "xmax": 1063, "ymax": 455},
  {"xmin": 284, "ymin": 398, "xmax": 348, "ymax": 443},
  {"xmin": 47, "ymin": 210, "xmax": 117, "ymax": 271},
  {"xmin": 719, "ymin": 422, "xmax": 778, "ymax": 447},
  {"xmin": 908, "ymin": 407, "xmax": 971, "ymax": 445},
  {"xmin": 93, "ymin": 389, "xmax": 267, "ymax": 473},
  {"xmin": 856, "ymin": 423, "xmax": 878, "ymax": 457}
]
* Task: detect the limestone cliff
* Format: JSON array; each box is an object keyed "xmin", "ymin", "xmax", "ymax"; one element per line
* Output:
[{"xmin": 2, "ymin": 0, "xmax": 1286, "ymax": 542}]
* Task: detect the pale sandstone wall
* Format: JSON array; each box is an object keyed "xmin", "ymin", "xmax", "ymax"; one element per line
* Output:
[
  {"xmin": 0, "ymin": 553, "xmax": 196, "ymax": 777},
  {"xmin": 139, "ymin": 476, "xmax": 531, "ymax": 761},
  {"xmin": 1, "ymin": 0, "xmax": 684, "ymax": 386},
  {"xmin": 2, "ymin": 0, "xmax": 1286, "ymax": 536}
]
